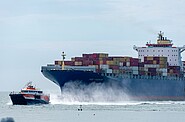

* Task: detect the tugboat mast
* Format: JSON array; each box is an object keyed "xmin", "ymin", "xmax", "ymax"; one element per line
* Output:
[{"xmin": 61, "ymin": 52, "xmax": 66, "ymax": 70}]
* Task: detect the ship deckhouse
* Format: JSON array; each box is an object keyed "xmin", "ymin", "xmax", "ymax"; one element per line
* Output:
[{"xmin": 134, "ymin": 31, "xmax": 185, "ymax": 69}]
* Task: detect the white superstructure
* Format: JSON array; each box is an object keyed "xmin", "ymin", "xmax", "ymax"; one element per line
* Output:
[{"xmin": 134, "ymin": 31, "xmax": 185, "ymax": 69}]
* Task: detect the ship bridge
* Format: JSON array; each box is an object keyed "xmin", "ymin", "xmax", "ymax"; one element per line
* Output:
[
  {"xmin": 133, "ymin": 31, "xmax": 185, "ymax": 68},
  {"xmin": 146, "ymin": 31, "xmax": 173, "ymax": 47}
]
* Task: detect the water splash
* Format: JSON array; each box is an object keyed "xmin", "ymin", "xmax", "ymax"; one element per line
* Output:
[
  {"xmin": 49, "ymin": 80, "xmax": 185, "ymax": 105},
  {"xmin": 50, "ymin": 80, "xmax": 131, "ymax": 104}
]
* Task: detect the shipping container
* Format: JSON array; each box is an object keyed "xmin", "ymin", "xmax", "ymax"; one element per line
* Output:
[
  {"xmin": 130, "ymin": 58, "xmax": 139, "ymax": 66},
  {"xmin": 139, "ymin": 67, "xmax": 144, "ymax": 71},
  {"xmin": 74, "ymin": 57, "xmax": 84, "ymax": 62},
  {"xmin": 144, "ymin": 60, "xmax": 153, "ymax": 64},
  {"xmin": 55, "ymin": 60, "xmax": 74, "ymax": 66},
  {"xmin": 82, "ymin": 54, "xmax": 89, "ymax": 58},
  {"xmin": 147, "ymin": 57, "xmax": 153, "ymax": 61},
  {"xmin": 144, "ymin": 67, "xmax": 148, "ymax": 72},
  {"xmin": 109, "ymin": 65, "xmax": 119, "ymax": 70},
  {"xmin": 83, "ymin": 60, "xmax": 93, "ymax": 66},
  {"xmin": 112, "ymin": 57, "xmax": 125, "ymax": 62},
  {"xmin": 126, "ymin": 62, "xmax": 130, "ymax": 67},
  {"xmin": 133, "ymin": 70, "xmax": 139, "ymax": 75},
  {"xmin": 148, "ymin": 68, "xmax": 156, "ymax": 72},
  {"xmin": 139, "ymin": 71, "xmax": 145, "ymax": 75},
  {"xmin": 100, "ymin": 64, "xmax": 109, "ymax": 69},
  {"xmin": 153, "ymin": 60, "xmax": 157, "ymax": 64},
  {"xmin": 106, "ymin": 60, "xmax": 115, "ymax": 65},
  {"xmin": 64, "ymin": 61, "xmax": 74, "ymax": 66},
  {"xmin": 159, "ymin": 64, "xmax": 167, "ymax": 68},
  {"xmin": 88, "ymin": 53, "xmax": 108, "ymax": 58},
  {"xmin": 139, "ymin": 62, "xmax": 144, "ymax": 67},
  {"xmin": 131, "ymin": 66, "xmax": 139, "ymax": 71},
  {"xmin": 75, "ymin": 61, "xmax": 82, "ymax": 66},
  {"xmin": 99, "ymin": 53, "xmax": 108, "ymax": 58},
  {"xmin": 106, "ymin": 69, "xmax": 113, "ymax": 73},
  {"xmin": 55, "ymin": 61, "xmax": 62, "ymax": 65},
  {"xmin": 156, "ymin": 68, "xmax": 167, "ymax": 73},
  {"xmin": 71, "ymin": 58, "xmax": 75, "ymax": 61},
  {"xmin": 112, "ymin": 69, "xmax": 120, "ymax": 74},
  {"xmin": 162, "ymin": 72, "xmax": 168, "ymax": 76},
  {"xmin": 144, "ymin": 64, "xmax": 160, "ymax": 68}
]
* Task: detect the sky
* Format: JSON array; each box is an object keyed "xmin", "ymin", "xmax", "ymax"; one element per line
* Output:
[{"xmin": 0, "ymin": 0, "xmax": 185, "ymax": 91}]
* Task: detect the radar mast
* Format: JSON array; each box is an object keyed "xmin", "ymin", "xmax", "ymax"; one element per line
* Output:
[{"xmin": 61, "ymin": 52, "xmax": 66, "ymax": 70}]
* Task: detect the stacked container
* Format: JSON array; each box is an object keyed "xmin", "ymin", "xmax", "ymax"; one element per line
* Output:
[
  {"xmin": 142, "ymin": 56, "xmax": 168, "ymax": 76},
  {"xmin": 54, "ymin": 53, "xmax": 183, "ymax": 77}
]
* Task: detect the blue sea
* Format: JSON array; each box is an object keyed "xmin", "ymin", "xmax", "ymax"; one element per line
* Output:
[{"xmin": 1, "ymin": 91, "xmax": 185, "ymax": 122}]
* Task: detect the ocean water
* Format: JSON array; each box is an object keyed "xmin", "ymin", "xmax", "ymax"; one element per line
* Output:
[{"xmin": 1, "ymin": 92, "xmax": 185, "ymax": 122}]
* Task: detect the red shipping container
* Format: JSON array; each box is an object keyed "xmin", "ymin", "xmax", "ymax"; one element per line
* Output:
[
  {"xmin": 130, "ymin": 58, "xmax": 139, "ymax": 66},
  {"xmin": 153, "ymin": 57, "xmax": 160, "ymax": 60},
  {"xmin": 82, "ymin": 60, "xmax": 93, "ymax": 66},
  {"xmin": 144, "ymin": 60, "xmax": 153, "ymax": 64},
  {"xmin": 82, "ymin": 54, "xmax": 90, "ymax": 58},
  {"xmin": 92, "ymin": 53, "xmax": 99, "ymax": 58},
  {"xmin": 64, "ymin": 61, "xmax": 74, "ymax": 66}
]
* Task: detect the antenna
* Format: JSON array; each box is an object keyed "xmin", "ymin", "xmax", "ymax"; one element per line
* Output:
[
  {"xmin": 158, "ymin": 31, "xmax": 164, "ymax": 40},
  {"xmin": 61, "ymin": 52, "xmax": 66, "ymax": 70}
]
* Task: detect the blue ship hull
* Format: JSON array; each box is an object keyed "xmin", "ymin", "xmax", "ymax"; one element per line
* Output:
[{"xmin": 41, "ymin": 69, "xmax": 185, "ymax": 101}]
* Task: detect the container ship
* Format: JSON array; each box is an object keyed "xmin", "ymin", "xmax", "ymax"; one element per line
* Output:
[{"xmin": 41, "ymin": 32, "xmax": 185, "ymax": 101}]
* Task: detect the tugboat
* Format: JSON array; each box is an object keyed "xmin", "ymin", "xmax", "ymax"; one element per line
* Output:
[{"xmin": 9, "ymin": 82, "xmax": 50, "ymax": 105}]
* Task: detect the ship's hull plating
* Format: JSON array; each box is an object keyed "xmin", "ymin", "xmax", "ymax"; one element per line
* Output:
[
  {"xmin": 41, "ymin": 69, "xmax": 185, "ymax": 101},
  {"xmin": 9, "ymin": 94, "xmax": 49, "ymax": 105}
]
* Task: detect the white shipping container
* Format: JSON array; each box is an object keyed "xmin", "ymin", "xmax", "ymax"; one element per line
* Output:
[
  {"xmin": 144, "ymin": 64, "xmax": 159, "ymax": 68},
  {"xmin": 157, "ymin": 68, "xmax": 167, "ymax": 73},
  {"xmin": 144, "ymin": 67, "xmax": 148, "ymax": 71},
  {"xmin": 162, "ymin": 72, "xmax": 168, "ymax": 76},
  {"xmin": 106, "ymin": 69, "xmax": 113, "ymax": 73},
  {"xmin": 75, "ymin": 61, "xmax": 82, "ymax": 66},
  {"xmin": 133, "ymin": 71, "xmax": 139, "ymax": 75},
  {"xmin": 131, "ymin": 66, "xmax": 138, "ymax": 71},
  {"xmin": 126, "ymin": 62, "xmax": 130, "ymax": 67},
  {"xmin": 65, "ymin": 66, "xmax": 96, "ymax": 72},
  {"xmin": 100, "ymin": 64, "xmax": 109, "ymax": 69},
  {"xmin": 119, "ymin": 62, "xmax": 123, "ymax": 67}
]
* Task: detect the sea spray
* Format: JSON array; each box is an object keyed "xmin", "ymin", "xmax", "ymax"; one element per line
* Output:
[{"xmin": 51, "ymin": 79, "xmax": 131, "ymax": 104}]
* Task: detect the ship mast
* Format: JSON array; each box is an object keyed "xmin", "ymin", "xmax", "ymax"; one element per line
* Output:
[
  {"xmin": 61, "ymin": 52, "xmax": 66, "ymax": 70},
  {"xmin": 158, "ymin": 31, "xmax": 164, "ymax": 40}
]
